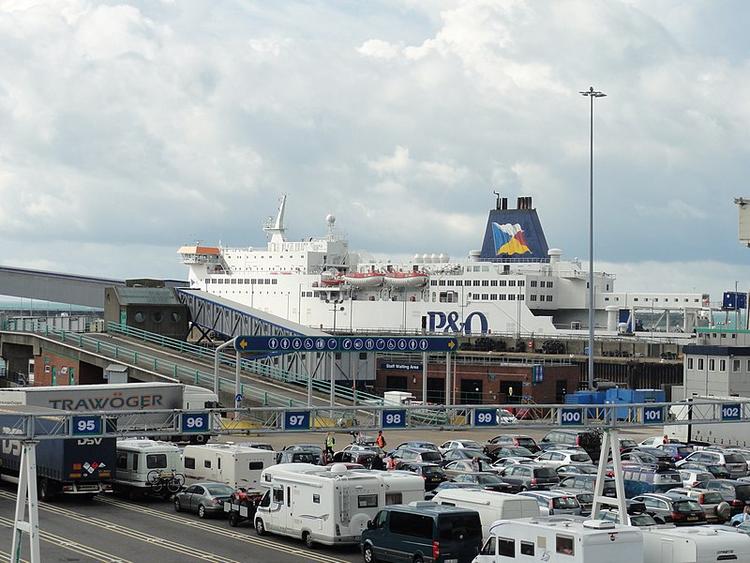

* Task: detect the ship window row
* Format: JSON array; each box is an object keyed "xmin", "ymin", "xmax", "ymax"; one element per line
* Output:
[
  {"xmin": 631, "ymin": 297, "xmax": 699, "ymax": 303},
  {"xmin": 431, "ymin": 280, "xmax": 532, "ymax": 288},
  {"xmin": 528, "ymin": 280, "xmax": 553, "ymax": 288},
  {"xmin": 691, "ymin": 357, "xmax": 729, "ymax": 372},
  {"xmin": 205, "ymin": 278, "xmax": 278, "ymax": 285}
]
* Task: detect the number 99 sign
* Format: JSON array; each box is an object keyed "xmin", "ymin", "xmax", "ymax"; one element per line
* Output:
[
  {"xmin": 181, "ymin": 412, "xmax": 210, "ymax": 433},
  {"xmin": 381, "ymin": 409, "xmax": 406, "ymax": 428}
]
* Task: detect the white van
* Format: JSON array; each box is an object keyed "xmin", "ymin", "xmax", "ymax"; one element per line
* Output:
[
  {"xmin": 473, "ymin": 518, "xmax": 643, "ymax": 563},
  {"xmin": 114, "ymin": 439, "xmax": 183, "ymax": 498},
  {"xmin": 183, "ymin": 444, "xmax": 276, "ymax": 489},
  {"xmin": 433, "ymin": 489, "xmax": 540, "ymax": 538},
  {"xmin": 642, "ymin": 526, "xmax": 750, "ymax": 563},
  {"xmin": 255, "ymin": 463, "xmax": 424, "ymax": 547}
]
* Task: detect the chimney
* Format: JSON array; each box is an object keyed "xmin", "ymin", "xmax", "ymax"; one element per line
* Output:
[
  {"xmin": 516, "ymin": 197, "xmax": 523, "ymax": 209},
  {"xmin": 502, "ymin": 197, "xmax": 508, "ymax": 210}
]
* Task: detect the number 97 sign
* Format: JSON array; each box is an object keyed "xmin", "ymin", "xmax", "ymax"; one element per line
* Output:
[{"xmin": 381, "ymin": 409, "xmax": 406, "ymax": 428}]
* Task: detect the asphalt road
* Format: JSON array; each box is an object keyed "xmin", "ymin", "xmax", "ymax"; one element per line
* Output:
[{"xmin": 0, "ymin": 484, "xmax": 361, "ymax": 563}]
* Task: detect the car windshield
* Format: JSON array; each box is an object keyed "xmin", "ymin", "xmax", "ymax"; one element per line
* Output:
[
  {"xmin": 552, "ymin": 497, "xmax": 579, "ymax": 509},
  {"xmin": 701, "ymin": 491, "xmax": 723, "ymax": 504},
  {"xmin": 508, "ymin": 447, "xmax": 534, "ymax": 457},
  {"xmin": 674, "ymin": 500, "xmax": 702, "ymax": 513},
  {"xmin": 630, "ymin": 514, "xmax": 657, "ymax": 526},
  {"xmin": 570, "ymin": 454, "xmax": 591, "ymax": 463},
  {"xmin": 516, "ymin": 438, "xmax": 537, "ymax": 449},
  {"xmin": 576, "ymin": 493, "xmax": 594, "ymax": 504},
  {"xmin": 477, "ymin": 474, "xmax": 503, "ymax": 485},
  {"xmin": 460, "ymin": 441, "xmax": 482, "ymax": 449},
  {"xmin": 534, "ymin": 468, "xmax": 558, "ymax": 479},
  {"xmin": 421, "ymin": 451, "xmax": 443, "ymax": 463},
  {"xmin": 206, "ymin": 485, "xmax": 234, "ymax": 496},
  {"xmin": 735, "ymin": 485, "xmax": 750, "ymax": 501}
]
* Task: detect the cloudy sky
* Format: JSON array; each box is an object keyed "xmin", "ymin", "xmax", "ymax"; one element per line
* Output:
[{"xmin": 1, "ymin": 0, "xmax": 749, "ymax": 301}]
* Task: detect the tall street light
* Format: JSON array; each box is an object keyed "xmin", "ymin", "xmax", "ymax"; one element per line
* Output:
[{"xmin": 580, "ymin": 86, "xmax": 606, "ymax": 391}]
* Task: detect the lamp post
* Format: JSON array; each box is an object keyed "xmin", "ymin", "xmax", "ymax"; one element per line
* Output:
[
  {"xmin": 326, "ymin": 298, "xmax": 345, "ymax": 406},
  {"xmin": 580, "ymin": 86, "xmax": 606, "ymax": 391}
]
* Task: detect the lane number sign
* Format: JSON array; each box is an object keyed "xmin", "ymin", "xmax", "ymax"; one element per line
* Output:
[
  {"xmin": 181, "ymin": 412, "xmax": 210, "ymax": 433},
  {"xmin": 381, "ymin": 409, "xmax": 406, "ymax": 428},
  {"xmin": 560, "ymin": 408, "xmax": 583, "ymax": 426},
  {"xmin": 284, "ymin": 411, "xmax": 310, "ymax": 430},
  {"xmin": 722, "ymin": 403, "xmax": 742, "ymax": 421},
  {"xmin": 474, "ymin": 409, "xmax": 498, "ymax": 427},
  {"xmin": 643, "ymin": 406, "xmax": 664, "ymax": 425},
  {"xmin": 72, "ymin": 415, "xmax": 102, "ymax": 436}
]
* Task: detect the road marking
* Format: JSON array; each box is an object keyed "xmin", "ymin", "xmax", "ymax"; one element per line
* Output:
[
  {"xmin": 0, "ymin": 548, "xmax": 27, "ymax": 563},
  {"xmin": 0, "ymin": 492, "xmax": 239, "ymax": 563},
  {"xmin": 0, "ymin": 516, "xmax": 127, "ymax": 563},
  {"xmin": 96, "ymin": 496, "xmax": 351, "ymax": 563}
]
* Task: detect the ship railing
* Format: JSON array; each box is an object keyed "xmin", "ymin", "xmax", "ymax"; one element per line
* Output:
[
  {"xmin": 104, "ymin": 322, "xmax": 384, "ymax": 406},
  {"xmin": 0, "ymin": 324, "xmax": 303, "ymax": 408}
]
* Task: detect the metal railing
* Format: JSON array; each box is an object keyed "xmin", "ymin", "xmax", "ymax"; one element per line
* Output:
[{"xmin": 105, "ymin": 322, "xmax": 385, "ymax": 406}]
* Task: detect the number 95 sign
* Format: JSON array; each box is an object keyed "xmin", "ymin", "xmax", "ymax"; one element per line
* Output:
[{"xmin": 381, "ymin": 409, "xmax": 406, "ymax": 428}]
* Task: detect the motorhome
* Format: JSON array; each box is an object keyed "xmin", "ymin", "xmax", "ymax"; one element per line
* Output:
[
  {"xmin": 642, "ymin": 526, "xmax": 750, "ymax": 563},
  {"xmin": 182, "ymin": 444, "xmax": 276, "ymax": 489},
  {"xmin": 378, "ymin": 469, "xmax": 429, "ymax": 506},
  {"xmin": 473, "ymin": 518, "xmax": 643, "ymax": 563},
  {"xmin": 255, "ymin": 463, "xmax": 424, "ymax": 547},
  {"xmin": 114, "ymin": 439, "xmax": 183, "ymax": 498},
  {"xmin": 432, "ymin": 489, "xmax": 540, "ymax": 538}
]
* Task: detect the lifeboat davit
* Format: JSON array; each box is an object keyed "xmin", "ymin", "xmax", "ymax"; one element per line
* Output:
[
  {"xmin": 383, "ymin": 271, "xmax": 429, "ymax": 288},
  {"xmin": 343, "ymin": 272, "xmax": 384, "ymax": 287}
]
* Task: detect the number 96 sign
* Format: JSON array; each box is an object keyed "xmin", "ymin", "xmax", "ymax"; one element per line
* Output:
[
  {"xmin": 181, "ymin": 412, "xmax": 209, "ymax": 433},
  {"xmin": 381, "ymin": 409, "xmax": 406, "ymax": 428}
]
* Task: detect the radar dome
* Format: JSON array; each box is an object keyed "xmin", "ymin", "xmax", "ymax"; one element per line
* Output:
[{"xmin": 326, "ymin": 214, "xmax": 336, "ymax": 225}]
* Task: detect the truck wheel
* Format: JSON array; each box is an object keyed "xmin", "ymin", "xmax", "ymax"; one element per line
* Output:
[
  {"xmin": 363, "ymin": 544, "xmax": 377, "ymax": 563},
  {"xmin": 38, "ymin": 479, "xmax": 55, "ymax": 502},
  {"xmin": 255, "ymin": 518, "xmax": 266, "ymax": 536},
  {"xmin": 303, "ymin": 531, "xmax": 314, "ymax": 548},
  {"xmin": 413, "ymin": 556, "xmax": 423, "ymax": 563},
  {"xmin": 228, "ymin": 511, "xmax": 239, "ymax": 527}
]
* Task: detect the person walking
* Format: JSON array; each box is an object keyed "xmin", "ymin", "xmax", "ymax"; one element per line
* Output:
[
  {"xmin": 324, "ymin": 432, "xmax": 336, "ymax": 462},
  {"xmin": 376, "ymin": 430, "xmax": 386, "ymax": 449}
]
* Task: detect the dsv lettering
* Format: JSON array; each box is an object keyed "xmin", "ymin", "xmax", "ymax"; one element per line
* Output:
[
  {"xmin": 427, "ymin": 311, "xmax": 489, "ymax": 334},
  {"xmin": 48, "ymin": 393, "xmax": 164, "ymax": 411}
]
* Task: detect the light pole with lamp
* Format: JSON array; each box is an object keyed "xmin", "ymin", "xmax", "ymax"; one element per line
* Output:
[
  {"xmin": 326, "ymin": 298, "xmax": 345, "ymax": 406},
  {"xmin": 580, "ymin": 86, "xmax": 606, "ymax": 391}
]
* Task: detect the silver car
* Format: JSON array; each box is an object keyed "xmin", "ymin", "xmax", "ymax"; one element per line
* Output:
[
  {"xmin": 174, "ymin": 482, "xmax": 234, "ymax": 518},
  {"xmin": 518, "ymin": 490, "xmax": 582, "ymax": 516}
]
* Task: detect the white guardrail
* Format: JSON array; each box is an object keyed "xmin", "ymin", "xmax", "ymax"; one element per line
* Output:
[{"xmin": 0, "ymin": 399, "xmax": 747, "ymax": 440}]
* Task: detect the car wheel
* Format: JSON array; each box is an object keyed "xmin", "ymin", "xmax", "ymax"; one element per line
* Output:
[
  {"xmin": 303, "ymin": 531, "xmax": 314, "ymax": 548},
  {"xmin": 363, "ymin": 544, "xmax": 377, "ymax": 563},
  {"xmin": 198, "ymin": 504, "xmax": 207, "ymax": 519},
  {"xmin": 255, "ymin": 518, "xmax": 266, "ymax": 536},
  {"xmin": 520, "ymin": 486, "xmax": 528, "ymax": 492},
  {"xmin": 413, "ymin": 555, "xmax": 423, "ymax": 563},
  {"xmin": 228, "ymin": 511, "xmax": 239, "ymax": 527},
  {"xmin": 174, "ymin": 498, "xmax": 182, "ymax": 512}
]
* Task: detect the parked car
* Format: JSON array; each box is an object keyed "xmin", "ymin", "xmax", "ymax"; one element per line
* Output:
[
  {"xmin": 639, "ymin": 436, "xmax": 681, "ymax": 448},
  {"xmin": 361, "ymin": 503, "xmax": 482, "ymax": 563},
  {"xmin": 534, "ymin": 449, "xmax": 592, "ymax": 469},
  {"xmin": 440, "ymin": 449, "xmax": 491, "ymax": 464},
  {"xmin": 496, "ymin": 464, "xmax": 560, "ymax": 492},
  {"xmin": 485, "ymin": 446, "xmax": 536, "ymax": 460},
  {"xmin": 518, "ymin": 490, "xmax": 582, "ymax": 516},
  {"xmin": 678, "ymin": 468, "xmax": 715, "ymax": 488},
  {"xmin": 442, "ymin": 460, "xmax": 494, "ymax": 479},
  {"xmin": 485, "ymin": 434, "xmax": 540, "ymax": 456},
  {"xmin": 390, "ymin": 447, "xmax": 443, "ymax": 467},
  {"xmin": 395, "ymin": 462, "xmax": 447, "ymax": 490},
  {"xmin": 496, "ymin": 409, "xmax": 518, "ymax": 424},
  {"xmin": 598, "ymin": 504, "xmax": 660, "ymax": 527},
  {"xmin": 665, "ymin": 487, "xmax": 731, "ymax": 523},
  {"xmin": 631, "ymin": 446, "xmax": 676, "ymax": 467},
  {"xmin": 620, "ymin": 451, "xmax": 672, "ymax": 470},
  {"xmin": 452, "ymin": 472, "xmax": 514, "ymax": 493},
  {"xmin": 619, "ymin": 438, "xmax": 638, "ymax": 452},
  {"xmin": 556, "ymin": 464, "xmax": 598, "ymax": 478},
  {"xmin": 491, "ymin": 457, "xmax": 535, "ymax": 469},
  {"xmin": 677, "ymin": 462, "xmax": 731, "ymax": 480},
  {"xmin": 332, "ymin": 449, "xmax": 382, "ymax": 467},
  {"xmin": 656, "ymin": 443, "xmax": 693, "ymax": 463},
  {"xmin": 695, "ymin": 479, "xmax": 750, "ymax": 515},
  {"xmin": 678, "ymin": 450, "xmax": 748, "ymax": 479},
  {"xmin": 393, "ymin": 441, "xmax": 440, "ymax": 453},
  {"xmin": 438, "ymin": 440, "xmax": 483, "ymax": 454},
  {"xmin": 424, "ymin": 481, "xmax": 485, "ymax": 501},
  {"xmin": 558, "ymin": 474, "xmax": 616, "ymax": 497},
  {"xmin": 173, "ymin": 482, "xmax": 234, "ymax": 518},
  {"xmin": 631, "ymin": 493, "xmax": 706, "ymax": 525},
  {"xmin": 725, "ymin": 448, "xmax": 750, "ymax": 471},
  {"xmin": 276, "ymin": 444, "xmax": 323, "ymax": 464},
  {"xmin": 622, "ymin": 466, "xmax": 683, "ymax": 498},
  {"xmin": 539, "ymin": 429, "xmax": 602, "ymax": 461},
  {"xmin": 550, "ymin": 488, "xmax": 594, "ymax": 515},
  {"xmin": 237, "ymin": 441, "xmax": 274, "ymax": 451}
]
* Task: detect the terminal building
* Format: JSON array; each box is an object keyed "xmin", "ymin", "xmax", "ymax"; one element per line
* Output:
[{"xmin": 679, "ymin": 328, "xmax": 750, "ymax": 399}]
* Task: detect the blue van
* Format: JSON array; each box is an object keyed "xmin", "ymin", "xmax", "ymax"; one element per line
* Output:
[
  {"xmin": 361, "ymin": 502, "xmax": 482, "ymax": 563},
  {"xmin": 622, "ymin": 466, "xmax": 682, "ymax": 498}
]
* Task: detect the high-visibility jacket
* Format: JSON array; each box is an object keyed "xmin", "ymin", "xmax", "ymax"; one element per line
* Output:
[{"xmin": 326, "ymin": 436, "xmax": 335, "ymax": 448}]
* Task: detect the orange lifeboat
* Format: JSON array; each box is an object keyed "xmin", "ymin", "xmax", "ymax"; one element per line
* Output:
[{"xmin": 383, "ymin": 271, "xmax": 429, "ymax": 288}]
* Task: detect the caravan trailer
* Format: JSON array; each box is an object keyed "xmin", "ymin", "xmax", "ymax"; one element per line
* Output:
[
  {"xmin": 642, "ymin": 526, "xmax": 750, "ymax": 563},
  {"xmin": 183, "ymin": 444, "xmax": 276, "ymax": 489},
  {"xmin": 432, "ymin": 489, "xmax": 540, "ymax": 538},
  {"xmin": 255, "ymin": 463, "xmax": 424, "ymax": 547},
  {"xmin": 114, "ymin": 439, "xmax": 183, "ymax": 498},
  {"xmin": 472, "ymin": 518, "xmax": 643, "ymax": 563}
]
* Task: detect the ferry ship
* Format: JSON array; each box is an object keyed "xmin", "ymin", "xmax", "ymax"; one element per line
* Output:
[{"xmin": 179, "ymin": 195, "xmax": 709, "ymax": 336}]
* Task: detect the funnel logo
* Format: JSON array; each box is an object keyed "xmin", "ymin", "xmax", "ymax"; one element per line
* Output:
[{"xmin": 492, "ymin": 222, "xmax": 530, "ymax": 256}]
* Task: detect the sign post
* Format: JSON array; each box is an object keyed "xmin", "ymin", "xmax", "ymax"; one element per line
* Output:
[{"xmin": 234, "ymin": 335, "xmax": 458, "ymax": 353}]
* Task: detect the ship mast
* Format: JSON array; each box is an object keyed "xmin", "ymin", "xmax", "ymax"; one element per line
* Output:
[{"xmin": 264, "ymin": 194, "xmax": 287, "ymax": 244}]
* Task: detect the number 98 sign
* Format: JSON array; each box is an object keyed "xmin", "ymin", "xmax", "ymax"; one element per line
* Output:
[
  {"xmin": 381, "ymin": 409, "xmax": 406, "ymax": 428},
  {"xmin": 181, "ymin": 412, "xmax": 209, "ymax": 433}
]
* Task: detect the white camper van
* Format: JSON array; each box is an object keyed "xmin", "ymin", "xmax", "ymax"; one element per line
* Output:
[
  {"xmin": 182, "ymin": 444, "xmax": 276, "ymax": 489},
  {"xmin": 114, "ymin": 439, "xmax": 184, "ymax": 498},
  {"xmin": 433, "ymin": 489, "xmax": 540, "ymax": 538},
  {"xmin": 255, "ymin": 463, "xmax": 424, "ymax": 547},
  {"xmin": 473, "ymin": 518, "xmax": 643, "ymax": 563},
  {"xmin": 642, "ymin": 526, "xmax": 750, "ymax": 563}
]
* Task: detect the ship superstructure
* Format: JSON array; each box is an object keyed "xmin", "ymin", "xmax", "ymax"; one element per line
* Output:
[{"xmin": 179, "ymin": 195, "xmax": 708, "ymax": 336}]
